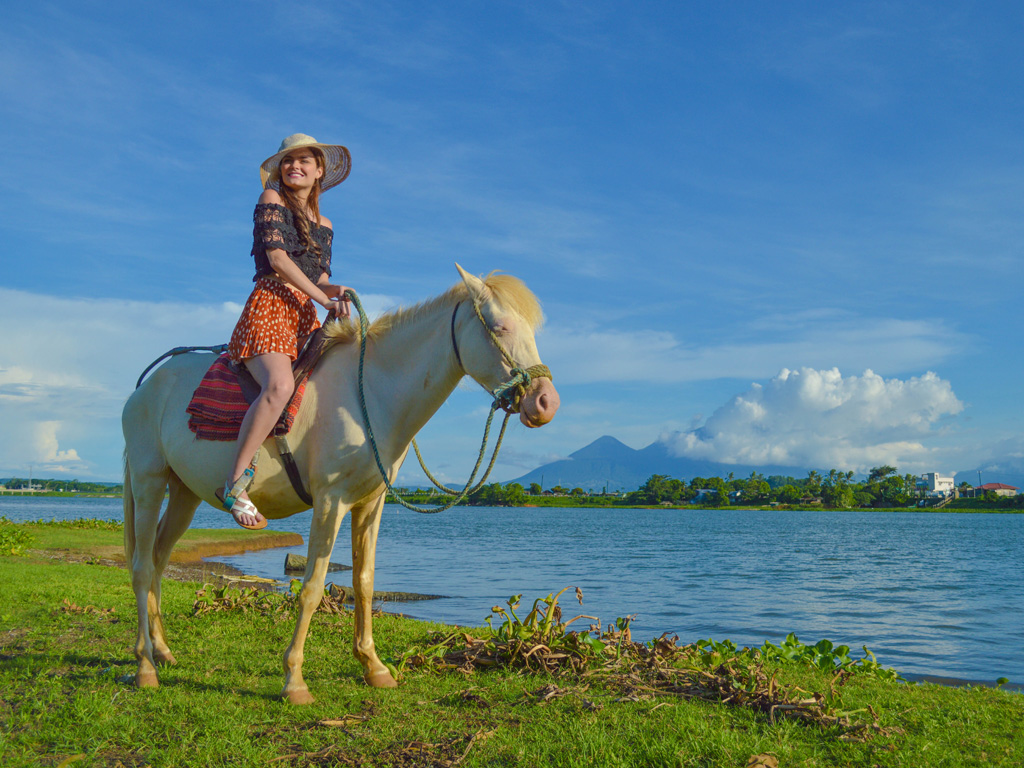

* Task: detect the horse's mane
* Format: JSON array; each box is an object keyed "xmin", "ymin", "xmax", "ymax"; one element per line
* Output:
[{"xmin": 322, "ymin": 273, "xmax": 544, "ymax": 350}]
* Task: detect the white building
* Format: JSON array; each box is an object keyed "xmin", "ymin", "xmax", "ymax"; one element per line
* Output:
[{"xmin": 920, "ymin": 472, "xmax": 955, "ymax": 497}]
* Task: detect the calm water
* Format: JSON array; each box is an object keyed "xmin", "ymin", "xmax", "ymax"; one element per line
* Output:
[{"xmin": 4, "ymin": 495, "xmax": 1022, "ymax": 684}]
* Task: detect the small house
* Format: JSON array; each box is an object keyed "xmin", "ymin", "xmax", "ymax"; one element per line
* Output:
[{"xmin": 973, "ymin": 482, "xmax": 1020, "ymax": 498}]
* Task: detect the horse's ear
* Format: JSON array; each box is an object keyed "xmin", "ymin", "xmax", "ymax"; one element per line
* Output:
[{"xmin": 455, "ymin": 263, "xmax": 489, "ymax": 303}]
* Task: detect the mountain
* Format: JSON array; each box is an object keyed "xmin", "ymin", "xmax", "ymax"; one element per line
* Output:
[{"xmin": 512, "ymin": 436, "xmax": 809, "ymax": 491}]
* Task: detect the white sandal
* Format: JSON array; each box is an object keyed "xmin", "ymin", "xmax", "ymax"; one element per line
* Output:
[{"xmin": 216, "ymin": 484, "xmax": 267, "ymax": 530}]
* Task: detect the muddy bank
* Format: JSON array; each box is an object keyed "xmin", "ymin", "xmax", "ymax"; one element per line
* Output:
[
  {"xmin": 49, "ymin": 531, "xmax": 305, "ymax": 565},
  {"xmin": 165, "ymin": 533, "xmax": 303, "ymax": 563},
  {"xmin": 29, "ymin": 547, "xmax": 279, "ymax": 586},
  {"xmin": 28, "ymin": 530, "xmax": 303, "ymax": 588}
]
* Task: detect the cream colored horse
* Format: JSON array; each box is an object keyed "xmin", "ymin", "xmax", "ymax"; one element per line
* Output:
[{"xmin": 122, "ymin": 265, "xmax": 559, "ymax": 704}]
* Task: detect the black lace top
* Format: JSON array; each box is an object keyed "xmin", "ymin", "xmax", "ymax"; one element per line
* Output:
[{"xmin": 251, "ymin": 203, "xmax": 333, "ymax": 283}]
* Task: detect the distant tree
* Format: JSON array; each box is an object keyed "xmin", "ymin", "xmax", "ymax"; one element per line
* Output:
[
  {"xmin": 821, "ymin": 469, "xmax": 855, "ymax": 509},
  {"xmin": 504, "ymin": 483, "xmax": 526, "ymax": 506},
  {"xmin": 805, "ymin": 470, "xmax": 822, "ymax": 496},
  {"xmin": 853, "ymin": 490, "xmax": 875, "ymax": 508},
  {"xmin": 709, "ymin": 488, "xmax": 730, "ymax": 507},
  {"xmin": 470, "ymin": 483, "xmax": 504, "ymax": 505},
  {"xmin": 742, "ymin": 479, "xmax": 770, "ymax": 504},
  {"xmin": 868, "ymin": 465, "xmax": 898, "ymax": 483},
  {"xmin": 903, "ymin": 473, "xmax": 917, "ymax": 498},
  {"xmin": 822, "ymin": 482, "xmax": 854, "ymax": 509},
  {"xmin": 528, "ymin": 482, "xmax": 542, "ymax": 496},
  {"xmin": 638, "ymin": 475, "xmax": 672, "ymax": 504},
  {"xmin": 774, "ymin": 485, "xmax": 801, "ymax": 504},
  {"xmin": 874, "ymin": 475, "xmax": 909, "ymax": 507}
]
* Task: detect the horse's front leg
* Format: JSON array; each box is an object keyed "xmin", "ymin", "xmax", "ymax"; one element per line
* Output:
[
  {"xmin": 282, "ymin": 494, "xmax": 349, "ymax": 705},
  {"xmin": 350, "ymin": 493, "xmax": 397, "ymax": 688}
]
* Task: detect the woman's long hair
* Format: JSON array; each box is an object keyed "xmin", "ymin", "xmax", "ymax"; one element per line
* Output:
[{"xmin": 277, "ymin": 146, "xmax": 325, "ymax": 259}]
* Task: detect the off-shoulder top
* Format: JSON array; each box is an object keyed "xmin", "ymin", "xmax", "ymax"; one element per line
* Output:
[{"xmin": 251, "ymin": 202, "xmax": 333, "ymax": 283}]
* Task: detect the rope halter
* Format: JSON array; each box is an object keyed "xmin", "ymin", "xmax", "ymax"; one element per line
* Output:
[{"xmin": 451, "ymin": 299, "xmax": 553, "ymax": 415}]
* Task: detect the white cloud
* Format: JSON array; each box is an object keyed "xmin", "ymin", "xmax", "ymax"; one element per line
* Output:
[
  {"xmin": 34, "ymin": 421, "xmax": 82, "ymax": 464},
  {"xmin": 543, "ymin": 311, "xmax": 968, "ymax": 385},
  {"xmin": 0, "ymin": 288, "xmax": 397, "ymax": 478},
  {"xmin": 661, "ymin": 367, "xmax": 964, "ymax": 473}
]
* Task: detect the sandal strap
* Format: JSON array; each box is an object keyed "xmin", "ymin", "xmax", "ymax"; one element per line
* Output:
[
  {"xmin": 231, "ymin": 496, "xmax": 259, "ymax": 516},
  {"xmin": 223, "ymin": 449, "xmax": 262, "ymax": 510}
]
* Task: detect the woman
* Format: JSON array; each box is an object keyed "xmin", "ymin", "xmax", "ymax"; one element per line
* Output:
[{"xmin": 221, "ymin": 134, "xmax": 353, "ymax": 529}]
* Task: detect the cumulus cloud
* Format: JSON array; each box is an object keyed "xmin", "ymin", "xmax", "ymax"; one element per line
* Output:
[{"xmin": 661, "ymin": 368, "xmax": 964, "ymax": 472}]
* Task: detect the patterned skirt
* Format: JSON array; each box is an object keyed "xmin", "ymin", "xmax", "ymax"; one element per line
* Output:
[{"xmin": 228, "ymin": 277, "xmax": 320, "ymax": 362}]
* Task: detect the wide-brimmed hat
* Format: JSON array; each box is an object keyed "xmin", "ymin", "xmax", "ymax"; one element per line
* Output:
[{"xmin": 260, "ymin": 133, "xmax": 351, "ymax": 192}]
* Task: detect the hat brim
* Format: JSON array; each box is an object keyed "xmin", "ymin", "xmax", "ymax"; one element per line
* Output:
[{"xmin": 260, "ymin": 142, "xmax": 351, "ymax": 192}]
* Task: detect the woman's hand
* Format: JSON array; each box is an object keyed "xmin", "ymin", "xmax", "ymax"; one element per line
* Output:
[{"xmin": 320, "ymin": 283, "xmax": 352, "ymax": 318}]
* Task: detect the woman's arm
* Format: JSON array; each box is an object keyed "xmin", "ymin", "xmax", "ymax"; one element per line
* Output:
[
  {"xmin": 257, "ymin": 189, "xmax": 348, "ymax": 317},
  {"xmin": 266, "ymin": 249, "xmax": 334, "ymax": 305}
]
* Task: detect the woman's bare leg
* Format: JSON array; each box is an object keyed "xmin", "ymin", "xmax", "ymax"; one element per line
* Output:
[{"xmin": 226, "ymin": 352, "xmax": 294, "ymax": 526}]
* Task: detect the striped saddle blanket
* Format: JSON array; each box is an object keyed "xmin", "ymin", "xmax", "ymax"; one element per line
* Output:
[{"xmin": 186, "ymin": 353, "xmax": 311, "ymax": 441}]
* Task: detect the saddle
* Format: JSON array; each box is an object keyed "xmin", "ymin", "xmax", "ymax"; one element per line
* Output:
[{"xmin": 186, "ymin": 328, "xmax": 328, "ymax": 442}]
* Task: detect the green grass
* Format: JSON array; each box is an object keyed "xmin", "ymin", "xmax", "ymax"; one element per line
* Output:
[{"xmin": 1, "ymin": 524, "xmax": 1022, "ymax": 767}]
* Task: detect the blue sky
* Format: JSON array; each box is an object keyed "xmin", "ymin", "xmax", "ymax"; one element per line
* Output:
[{"xmin": 2, "ymin": 1, "xmax": 1022, "ymax": 487}]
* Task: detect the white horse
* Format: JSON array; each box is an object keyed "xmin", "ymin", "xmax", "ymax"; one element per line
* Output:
[{"xmin": 122, "ymin": 265, "xmax": 559, "ymax": 704}]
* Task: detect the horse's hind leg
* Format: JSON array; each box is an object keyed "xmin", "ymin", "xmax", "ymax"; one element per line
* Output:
[
  {"xmin": 127, "ymin": 462, "xmax": 170, "ymax": 689},
  {"xmin": 148, "ymin": 473, "xmax": 201, "ymax": 666}
]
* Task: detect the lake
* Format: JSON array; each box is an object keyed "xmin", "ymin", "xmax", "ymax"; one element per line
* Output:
[{"xmin": 3, "ymin": 495, "xmax": 1022, "ymax": 686}]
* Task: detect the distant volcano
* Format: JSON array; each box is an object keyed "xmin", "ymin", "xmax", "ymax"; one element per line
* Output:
[{"xmin": 512, "ymin": 435, "xmax": 808, "ymax": 491}]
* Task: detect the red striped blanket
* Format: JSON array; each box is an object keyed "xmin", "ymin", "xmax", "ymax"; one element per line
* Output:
[{"xmin": 186, "ymin": 353, "xmax": 309, "ymax": 441}]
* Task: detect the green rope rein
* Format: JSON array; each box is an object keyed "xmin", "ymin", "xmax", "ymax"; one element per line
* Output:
[{"xmin": 344, "ymin": 289, "xmax": 544, "ymax": 514}]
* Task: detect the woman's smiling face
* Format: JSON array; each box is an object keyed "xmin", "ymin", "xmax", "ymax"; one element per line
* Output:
[{"xmin": 279, "ymin": 148, "xmax": 323, "ymax": 192}]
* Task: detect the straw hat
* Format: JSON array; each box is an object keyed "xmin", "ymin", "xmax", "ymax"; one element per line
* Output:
[{"xmin": 260, "ymin": 133, "xmax": 351, "ymax": 192}]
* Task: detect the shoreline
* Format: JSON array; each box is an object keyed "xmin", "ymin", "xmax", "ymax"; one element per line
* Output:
[
  {"xmin": 3, "ymin": 491, "xmax": 1020, "ymax": 513},
  {"xmin": 19, "ymin": 528, "xmax": 1020, "ymax": 692}
]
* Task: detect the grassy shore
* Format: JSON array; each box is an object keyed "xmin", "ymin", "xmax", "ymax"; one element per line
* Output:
[{"xmin": 1, "ymin": 520, "xmax": 1022, "ymax": 767}]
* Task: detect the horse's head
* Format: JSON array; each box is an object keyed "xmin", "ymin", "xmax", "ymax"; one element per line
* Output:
[{"xmin": 454, "ymin": 264, "xmax": 560, "ymax": 428}]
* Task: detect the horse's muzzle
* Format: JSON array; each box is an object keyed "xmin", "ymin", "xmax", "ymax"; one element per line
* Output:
[{"xmin": 519, "ymin": 377, "xmax": 560, "ymax": 428}]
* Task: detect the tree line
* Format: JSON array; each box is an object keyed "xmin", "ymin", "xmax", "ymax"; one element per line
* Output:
[
  {"xmin": 1, "ymin": 478, "xmax": 124, "ymax": 494},
  {"xmin": 627, "ymin": 466, "xmax": 917, "ymax": 508},
  {"xmin": 434, "ymin": 465, "xmax": 1022, "ymax": 510}
]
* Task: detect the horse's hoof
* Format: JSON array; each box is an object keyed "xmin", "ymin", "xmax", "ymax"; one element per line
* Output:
[
  {"xmin": 153, "ymin": 649, "xmax": 177, "ymax": 666},
  {"xmin": 283, "ymin": 687, "xmax": 315, "ymax": 705},
  {"xmin": 135, "ymin": 668, "xmax": 159, "ymax": 688},
  {"xmin": 365, "ymin": 670, "xmax": 398, "ymax": 688}
]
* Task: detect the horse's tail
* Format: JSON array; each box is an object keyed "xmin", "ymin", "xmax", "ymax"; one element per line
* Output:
[{"xmin": 123, "ymin": 451, "xmax": 136, "ymax": 567}]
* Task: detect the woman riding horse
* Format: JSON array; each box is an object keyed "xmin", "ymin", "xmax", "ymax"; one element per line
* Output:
[{"xmin": 223, "ymin": 134, "xmax": 354, "ymax": 530}]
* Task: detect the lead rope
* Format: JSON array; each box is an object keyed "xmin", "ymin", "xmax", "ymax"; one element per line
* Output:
[{"xmin": 346, "ymin": 289, "xmax": 524, "ymax": 514}]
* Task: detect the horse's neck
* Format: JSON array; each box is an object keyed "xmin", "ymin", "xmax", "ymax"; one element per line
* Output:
[{"xmin": 362, "ymin": 301, "xmax": 465, "ymax": 451}]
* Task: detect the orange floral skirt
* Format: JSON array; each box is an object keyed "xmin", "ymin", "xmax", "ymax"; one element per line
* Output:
[{"xmin": 228, "ymin": 277, "xmax": 320, "ymax": 362}]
